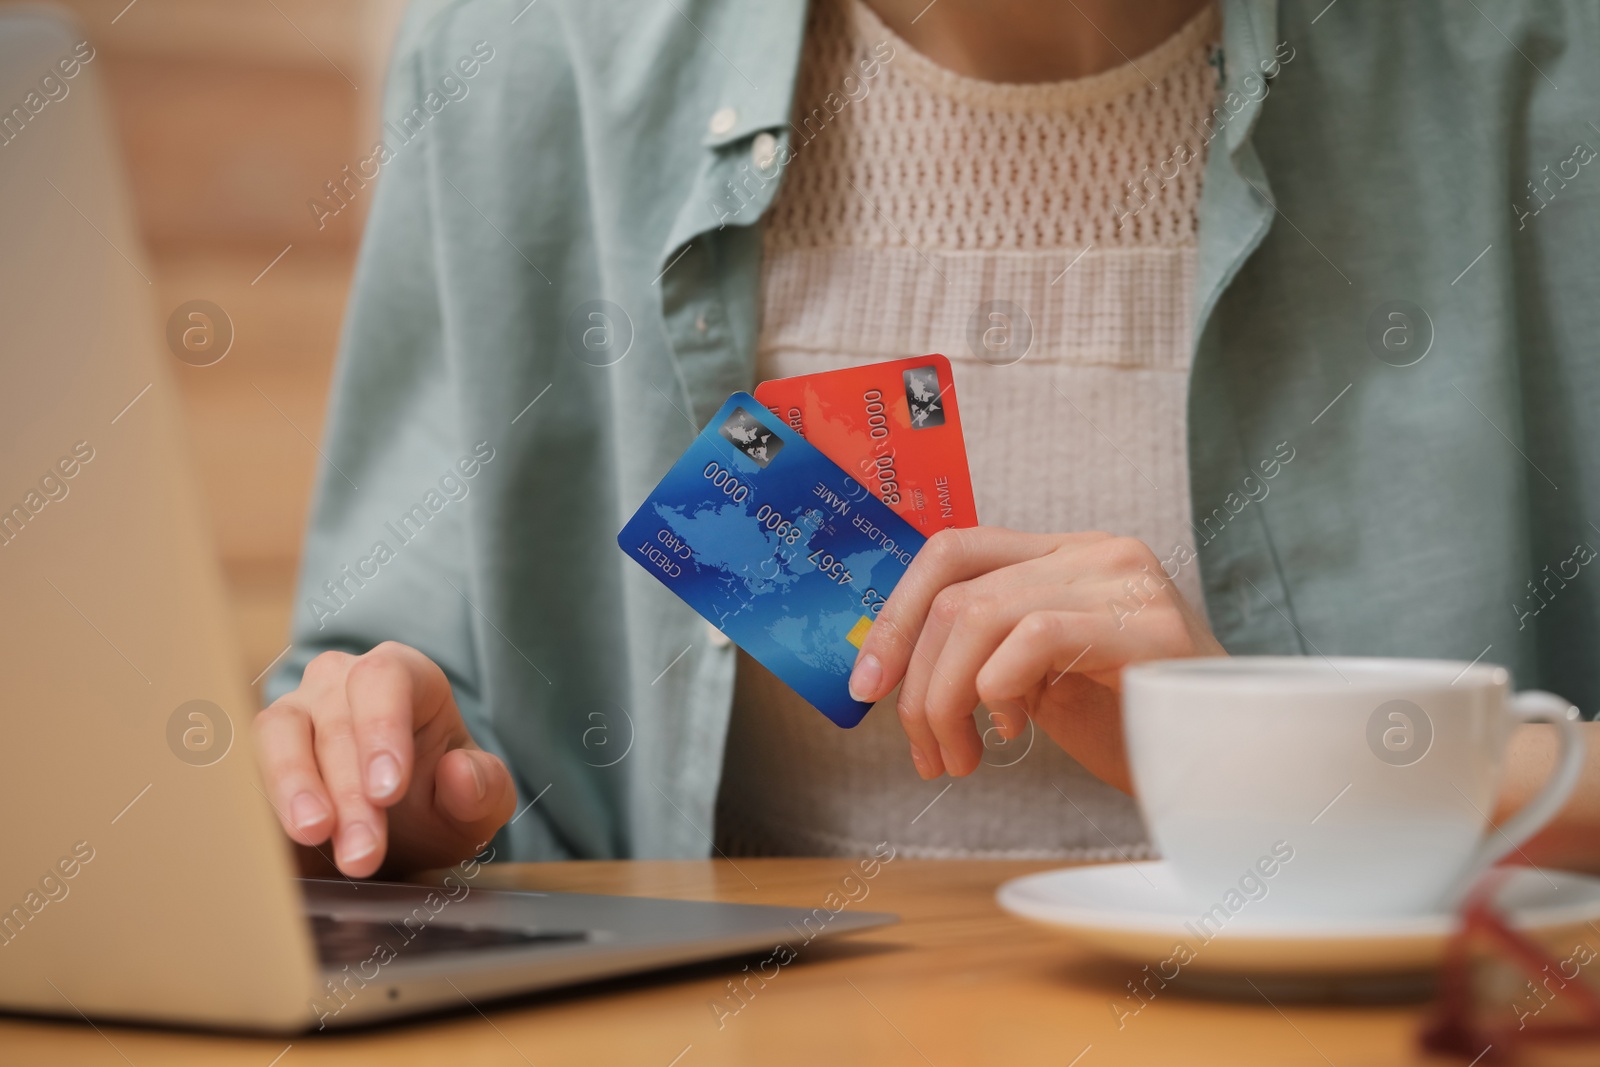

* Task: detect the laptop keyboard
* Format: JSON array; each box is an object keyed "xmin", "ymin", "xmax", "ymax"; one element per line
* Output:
[{"xmin": 310, "ymin": 914, "xmax": 590, "ymax": 965}]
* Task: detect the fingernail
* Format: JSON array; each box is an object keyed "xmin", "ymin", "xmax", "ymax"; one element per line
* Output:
[
  {"xmin": 989, "ymin": 700, "xmax": 1022, "ymax": 738},
  {"xmin": 367, "ymin": 753, "xmax": 401, "ymax": 799},
  {"xmin": 466, "ymin": 753, "xmax": 487, "ymax": 801},
  {"xmin": 339, "ymin": 823, "xmax": 377, "ymax": 864},
  {"xmin": 909, "ymin": 745, "xmax": 935, "ymax": 780},
  {"xmin": 849, "ymin": 654, "xmax": 882, "ymax": 702},
  {"xmin": 290, "ymin": 792, "xmax": 328, "ymax": 833}
]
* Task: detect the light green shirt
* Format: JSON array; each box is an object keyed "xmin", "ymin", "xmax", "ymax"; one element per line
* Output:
[{"xmin": 269, "ymin": 0, "xmax": 1600, "ymax": 860}]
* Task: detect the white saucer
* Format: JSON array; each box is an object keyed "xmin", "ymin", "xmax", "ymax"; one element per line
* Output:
[{"xmin": 997, "ymin": 861, "xmax": 1600, "ymax": 978}]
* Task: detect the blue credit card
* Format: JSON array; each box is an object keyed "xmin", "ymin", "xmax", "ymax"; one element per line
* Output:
[{"xmin": 618, "ymin": 393, "xmax": 928, "ymax": 727}]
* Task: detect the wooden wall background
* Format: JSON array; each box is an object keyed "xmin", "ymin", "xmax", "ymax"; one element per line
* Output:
[{"xmin": 51, "ymin": 0, "xmax": 407, "ymax": 695}]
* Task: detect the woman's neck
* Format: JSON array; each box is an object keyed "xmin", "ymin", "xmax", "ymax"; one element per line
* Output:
[{"xmin": 862, "ymin": 0, "xmax": 1213, "ymax": 83}]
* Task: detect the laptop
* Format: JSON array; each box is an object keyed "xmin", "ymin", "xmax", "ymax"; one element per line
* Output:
[{"xmin": 0, "ymin": 7, "xmax": 893, "ymax": 1032}]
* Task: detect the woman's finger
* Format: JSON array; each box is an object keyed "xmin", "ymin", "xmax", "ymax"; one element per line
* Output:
[
  {"xmin": 918, "ymin": 576, "xmax": 1110, "ymax": 775},
  {"xmin": 976, "ymin": 608, "xmax": 1189, "ymax": 705},
  {"xmin": 307, "ymin": 685, "xmax": 388, "ymax": 878},
  {"xmin": 893, "ymin": 578, "xmax": 971, "ymax": 777},
  {"xmin": 253, "ymin": 699, "xmax": 336, "ymax": 846},
  {"xmin": 344, "ymin": 646, "xmax": 419, "ymax": 807},
  {"xmin": 344, "ymin": 641, "xmax": 458, "ymax": 808},
  {"xmin": 852, "ymin": 528, "xmax": 1100, "ymax": 703},
  {"xmin": 435, "ymin": 746, "xmax": 518, "ymax": 831},
  {"xmin": 897, "ymin": 552, "xmax": 1092, "ymax": 773},
  {"xmin": 1026, "ymin": 672, "xmax": 1135, "ymax": 795}
]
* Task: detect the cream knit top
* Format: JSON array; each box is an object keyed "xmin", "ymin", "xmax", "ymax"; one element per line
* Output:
[{"xmin": 714, "ymin": 0, "xmax": 1220, "ymax": 859}]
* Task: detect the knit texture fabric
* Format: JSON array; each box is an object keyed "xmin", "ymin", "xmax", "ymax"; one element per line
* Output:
[{"xmin": 715, "ymin": 0, "xmax": 1220, "ymax": 859}]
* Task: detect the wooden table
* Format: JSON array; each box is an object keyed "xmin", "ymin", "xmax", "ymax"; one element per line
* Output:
[{"xmin": 0, "ymin": 859, "xmax": 1496, "ymax": 1066}]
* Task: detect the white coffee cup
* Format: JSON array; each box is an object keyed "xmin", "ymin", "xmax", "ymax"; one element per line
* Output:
[{"xmin": 1122, "ymin": 656, "xmax": 1585, "ymax": 922}]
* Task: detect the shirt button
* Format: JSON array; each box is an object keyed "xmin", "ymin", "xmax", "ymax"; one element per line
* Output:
[
  {"xmin": 752, "ymin": 131, "xmax": 778, "ymax": 171},
  {"xmin": 708, "ymin": 107, "xmax": 737, "ymax": 136},
  {"xmin": 706, "ymin": 621, "xmax": 731, "ymax": 648}
]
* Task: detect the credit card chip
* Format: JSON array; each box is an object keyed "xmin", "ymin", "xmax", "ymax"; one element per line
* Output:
[{"xmin": 846, "ymin": 615, "xmax": 874, "ymax": 649}]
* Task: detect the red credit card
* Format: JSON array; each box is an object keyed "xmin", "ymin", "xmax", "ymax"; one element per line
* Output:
[{"xmin": 754, "ymin": 355, "xmax": 979, "ymax": 532}]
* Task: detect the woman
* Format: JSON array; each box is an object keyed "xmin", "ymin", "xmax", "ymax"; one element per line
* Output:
[{"xmin": 257, "ymin": 0, "xmax": 1600, "ymax": 876}]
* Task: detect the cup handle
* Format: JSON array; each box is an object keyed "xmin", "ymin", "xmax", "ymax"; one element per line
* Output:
[{"xmin": 1460, "ymin": 690, "xmax": 1585, "ymax": 880}]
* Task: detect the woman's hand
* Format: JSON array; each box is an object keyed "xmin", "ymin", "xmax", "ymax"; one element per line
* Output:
[
  {"xmin": 254, "ymin": 641, "xmax": 518, "ymax": 877},
  {"xmin": 1497, "ymin": 721, "xmax": 1600, "ymax": 875},
  {"xmin": 848, "ymin": 528, "xmax": 1223, "ymax": 789}
]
